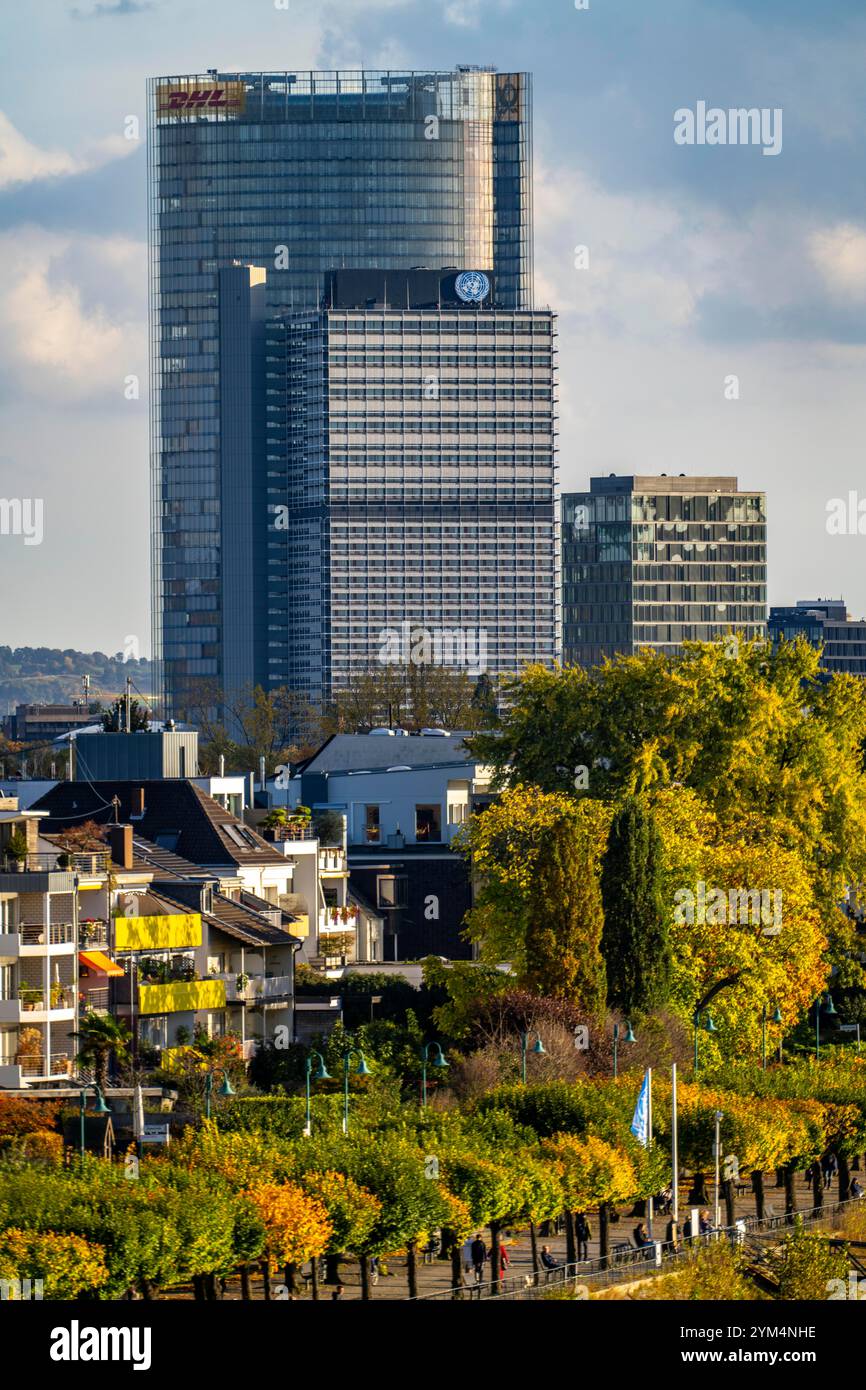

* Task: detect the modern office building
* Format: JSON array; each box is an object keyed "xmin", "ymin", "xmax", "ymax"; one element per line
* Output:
[
  {"xmin": 562, "ymin": 475, "xmax": 767, "ymax": 667},
  {"xmin": 768, "ymin": 600, "xmax": 866, "ymax": 675},
  {"xmin": 264, "ymin": 268, "xmax": 558, "ymax": 706},
  {"xmin": 147, "ymin": 68, "xmax": 534, "ymax": 718}
]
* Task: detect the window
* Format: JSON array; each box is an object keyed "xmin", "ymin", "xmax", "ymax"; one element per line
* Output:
[
  {"xmin": 0, "ymin": 899, "xmax": 16, "ymax": 933},
  {"xmin": 377, "ymin": 875, "xmax": 408, "ymax": 909},
  {"xmin": 415, "ymin": 805, "xmax": 441, "ymax": 842},
  {"xmin": 139, "ymin": 1017, "xmax": 168, "ymax": 1050},
  {"xmin": 447, "ymin": 802, "xmax": 468, "ymax": 826},
  {"xmin": 364, "ymin": 805, "xmax": 381, "ymax": 843}
]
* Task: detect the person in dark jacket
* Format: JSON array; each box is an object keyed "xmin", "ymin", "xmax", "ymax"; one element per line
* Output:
[
  {"xmin": 540, "ymin": 1245, "xmax": 559, "ymax": 1271},
  {"xmin": 575, "ymin": 1212, "xmax": 591, "ymax": 1262},
  {"xmin": 470, "ymin": 1234, "xmax": 487, "ymax": 1283}
]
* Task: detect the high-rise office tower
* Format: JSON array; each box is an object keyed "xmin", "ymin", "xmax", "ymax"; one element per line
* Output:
[
  {"xmin": 147, "ymin": 68, "xmax": 534, "ymax": 716},
  {"xmin": 265, "ymin": 269, "xmax": 558, "ymax": 707},
  {"xmin": 769, "ymin": 600, "xmax": 866, "ymax": 675},
  {"xmin": 562, "ymin": 475, "xmax": 767, "ymax": 667}
]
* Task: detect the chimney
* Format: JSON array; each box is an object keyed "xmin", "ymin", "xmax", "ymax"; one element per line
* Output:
[
  {"xmin": 130, "ymin": 787, "xmax": 145, "ymax": 818},
  {"xmin": 108, "ymin": 823, "xmax": 134, "ymax": 870}
]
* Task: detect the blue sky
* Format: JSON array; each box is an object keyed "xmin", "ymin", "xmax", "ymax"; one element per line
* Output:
[{"xmin": 1, "ymin": 0, "xmax": 865, "ymax": 655}]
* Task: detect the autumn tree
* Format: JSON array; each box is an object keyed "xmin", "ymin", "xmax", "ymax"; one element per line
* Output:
[{"xmin": 459, "ymin": 787, "xmax": 607, "ymax": 1010}]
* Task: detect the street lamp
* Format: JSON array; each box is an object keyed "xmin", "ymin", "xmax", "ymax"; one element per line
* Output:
[
  {"xmin": 693, "ymin": 1009, "xmax": 717, "ymax": 1074},
  {"xmin": 342, "ymin": 1048, "xmax": 371, "ymax": 1135},
  {"xmin": 79, "ymin": 1083, "xmax": 110, "ymax": 1160},
  {"xmin": 304, "ymin": 1049, "xmax": 331, "ymax": 1135},
  {"xmin": 520, "ymin": 1031, "xmax": 546, "ymax": 1085},
  {"xmin": 204, "ymin": 1067, "xmax": 235, "ymax": 1122},
  {"xmin": 420, "ymin": 1041, "xmax": 449, "ymax": 1108},
  {"xmin": 761, "ymin": 1005, "xmax": 784, "ymax": 1071},
  {"xmin": 612, "ymin": 1021, "xmax": 636, "ymax": 1078},
  {"xmin": 815, "ymin": 993, "xmax": 836, "ymax": 1061}
]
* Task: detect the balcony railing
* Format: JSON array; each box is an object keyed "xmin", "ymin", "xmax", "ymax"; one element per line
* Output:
[
  {"xmin": 16, "ymin": 986, "xmax": 76, "ymax": 1012},
  {"xmin": 79, "ymin": 921, "xmax": 109, "ymax": 948},
  {"xmin": 2, "ymin": 851, "xmax": 109, "ymax": 875},
  {"xmin": 81, "ymin": 986, "xmax": 109, "ymax": 1013},
  {"xmin": 19, "ymin": 922, "xmax": 76, "ymax": 946},
  {"xmin": 16, "ymin": 1053, "xmax": 73, "ymax": 1078}
]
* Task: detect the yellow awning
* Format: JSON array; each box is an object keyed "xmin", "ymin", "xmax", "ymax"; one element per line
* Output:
[{"xmin": 78, "ymin": 950, "xmax": 124, "ymax": 977}]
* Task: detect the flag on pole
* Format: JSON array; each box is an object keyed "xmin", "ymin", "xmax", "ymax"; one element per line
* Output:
[{"xmin": 631, "ymin": 1069, "xmax": 650, "ymax": 1146}]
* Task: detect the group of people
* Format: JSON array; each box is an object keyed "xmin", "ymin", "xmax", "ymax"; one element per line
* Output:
[{"xmin": 462, "ymin": 1233, "xmax": 512, "ymax": 1285}]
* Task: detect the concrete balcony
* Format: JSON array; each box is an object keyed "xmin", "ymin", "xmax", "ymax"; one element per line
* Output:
[
  {"xmin": 0, "ymin": 993, "xmax": 76, "ymax": 1024},
  {"xmin": 0, "ymin": 1053, "xmax": 74, "ymax": 1087}
]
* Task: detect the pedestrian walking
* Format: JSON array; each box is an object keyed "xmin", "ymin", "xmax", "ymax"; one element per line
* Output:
[
  {"xmin": 461, "ymin": 1235, "xmax": 474, "ymax": 1274},
  {"xmin": 470, "ymin": 1232, "xmax": 487, "ymax": 1284},
  {"xmin": 823, "ymin": 1151, "xmax": 838, "ymax": 1190},
  {"xmin": 575, "ymin": 1212, "xmax": 591, "ymax": 1262}
]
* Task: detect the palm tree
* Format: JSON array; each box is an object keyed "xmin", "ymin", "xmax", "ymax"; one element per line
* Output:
[{"xmin": 73, "ymin": 1013, "xmax": 132, "ymax": 1088}]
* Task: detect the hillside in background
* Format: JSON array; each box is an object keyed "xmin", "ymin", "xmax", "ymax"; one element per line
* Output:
[{"xmin": 0, "ymin": 647, "xmax": 153, "ymax": 711}]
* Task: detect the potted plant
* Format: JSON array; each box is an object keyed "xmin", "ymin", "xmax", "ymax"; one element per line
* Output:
[
  {"xmin": 235, "ymin": 972, "xmax": 250, "ymax": 996},
  {"xmin": 6, "ymin": 829, "xmax": 28, "ymax": 872},
  {"xmin": 18, "ymin": 983, "xmax": 41, "ymax": 1010}
]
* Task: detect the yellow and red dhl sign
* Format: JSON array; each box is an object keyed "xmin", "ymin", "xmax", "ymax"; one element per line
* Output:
[{"xmin": 157, "ymin": 81, "xmax": 246, "ymax": 116}]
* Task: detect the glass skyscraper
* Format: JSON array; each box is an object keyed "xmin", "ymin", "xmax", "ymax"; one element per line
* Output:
[
  {"xmin": 265, "ymin": 271, "xmax": 558, "ymax": 707},
  {"xmin": 147, "ymin": 68, "xmax": 534, "ymax": 716},
  {"xmin": 562, "ymin": 475, "xmax": 767, "ymax": 667}
]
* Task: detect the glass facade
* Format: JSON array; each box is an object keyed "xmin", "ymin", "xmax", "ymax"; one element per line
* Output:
[
  {"xmin": 147, "ymin": 69, "xmax": 533, "ymax": 716},
  {"xmin": 266, "ymin": 305, "xmax": 558, "ymax": 706},
  {"xmin": 562, "ymin": 477, "xmax": 767, "ymax": 667},
  {"xmin": 768, "ymin": 602, "xmax": 866, "ymax": 675}
]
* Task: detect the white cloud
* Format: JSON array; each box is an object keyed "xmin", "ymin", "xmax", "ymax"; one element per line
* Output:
[
  {"xmin": 0, "ymin": 227, "xmax": 146, "ymax": 402},
  {"xmin": 0, "ymin": 110, "xmax": 136, "ymax": 190},
  {"xmin": 809, "ymin": 222, "xmax": 866, "ymax": 299}
]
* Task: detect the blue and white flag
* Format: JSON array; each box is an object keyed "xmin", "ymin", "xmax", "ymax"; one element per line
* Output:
[{"xmin": 630, "ymin": 1070, "xmax": 650, "ymax": 1147}]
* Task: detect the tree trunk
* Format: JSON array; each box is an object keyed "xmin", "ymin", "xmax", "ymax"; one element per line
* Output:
[
  {"xmin": 812, "ymin": 1165, "xmax": 823, "ymax": 1216},
  {"xmin": 193, "ymin": 1274, "xmax": 206, "ymax": 1302},
  {"xmin": 450, "ymin": 1241, "xmax": 462, "ymax": 1299},
  {"xmin": 751, "ymin": 1169, "xmax": 765, "ymax": 1222},
  {"xmin": 775, "ymin": 1165, "xmax": 786, "ymax": 1188},
  {"xmin": 688, "ymin": 1171, "xmax": 709, "ymax": 1205},
  {"xmin": 440, "ymin": 1226, "xmax": 456, "ymax": 1261},
  {"xmin": 784, "ymin": 1166, "xmax": 797, "ymax": 1224},
  {"xmin": 839, "ymin": 1155, "xmax": 851, "ymax": 1203},
  {"xmin": 139, "ymin": 1279, "xmax": 153, "ymax": 1301},
  {"xmin": 406, "ymin": 1239, "xmax": 419, "ymax": 1299},
  {"xmin": 240, "ymin": 1265, "xmax": 252, "ymax": 1301},
  {"xmin": 489, "ymin": 1221, "xmax": 501, "ymax": 1294},
  {"xmin": 324, "ymin": 1253, "xmax": 340, "ymax": 1284},
  {"xmin": 310, "ymin": 1258, "xmax": 319, "ymax": 1301},
  {"xmin": 599, "ymin": 1202, "xmax": 610, "ymax": 1267},
  {"xmin": 205, "ymin": 1273, "xmax": 220, "ymax": 1301},
  {"xmin": 564, "ymin": 1208, "xmax": 576, "ymax": 1266},
  {"xmin": 723, "ymin": 1178, "xmax": 736, "ymax": 1228},
  {"xmin": 529, "ymin": 1220, "xmax": 540, "ymax": 1284},
  {"xmin": 261, "ymin": 1259, "xmax": 271, "ymax": 1301},
  {"xmin": 360, "ymin": 1255, "xmax": 371, "ymax": 1302},
  {"xmin": 284, "ymin": 1261, "xmax": 299, "ymax": 1296}
]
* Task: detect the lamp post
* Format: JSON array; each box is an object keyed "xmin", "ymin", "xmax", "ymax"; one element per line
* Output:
[
  {"xmin": 204, "ymin": 1067, "xmax": 236, "ymax": 1122},
  {"xmin": 420, "ymin": 1041, "xmax": 448, "ymax": 1108},
  {"xmin": 304, "ymin": 1050, "xmax": 331, "ymax": 1136},
  {"xmin": 342, "ymin": 1047, "xmax": 371, "ymax": 1135},
  {"xmin": 693, "ymin": 1009, "xmax": 717, "ymax": 1075},
  {"xmin": 814, "ymin": 993, "xmax": 837, "ymax": 1061},
  {"xmin": 761, "ymin": 1005, "xmax": 784, "ymax": 1071},
  {"xmin": 612, "ymin": 1021, "xmax": 636, "ymax": 1078},
  {"xmin": 78, "ymin": 1084, "xmax": 110, "ymax": 1160},
  {"xmin": 520, "ymin": 1031, "xmax": 546, "ymax": 1085}
]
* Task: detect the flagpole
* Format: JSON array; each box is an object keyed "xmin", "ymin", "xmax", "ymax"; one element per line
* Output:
[
  {"xmin": 646, "ymin": 1067, "xmax": 653, "ymax": 1239},
  {"xmin": 671, "ymin": 1063, "xmax": 679, "ymax": 1245}
]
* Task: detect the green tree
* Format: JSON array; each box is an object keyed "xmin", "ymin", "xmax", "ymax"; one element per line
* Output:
[
  {"xmin": 72, "ymin": 1013, "xmax": 132, "ymax": 1089},
  {"xmin": 600, "ymin": 796, "xmax": 672, "ymax": 1016}
]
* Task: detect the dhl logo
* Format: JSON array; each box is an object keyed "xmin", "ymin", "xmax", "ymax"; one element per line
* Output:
[{"xmin": 158, "ymin": 84, "xmax": 245, "ymax": 114}]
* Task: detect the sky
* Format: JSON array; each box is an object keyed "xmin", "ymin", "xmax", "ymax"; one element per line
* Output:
[{"xmin": 0, "ymin": 0, "xmax": 865, "ymax": 655}]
